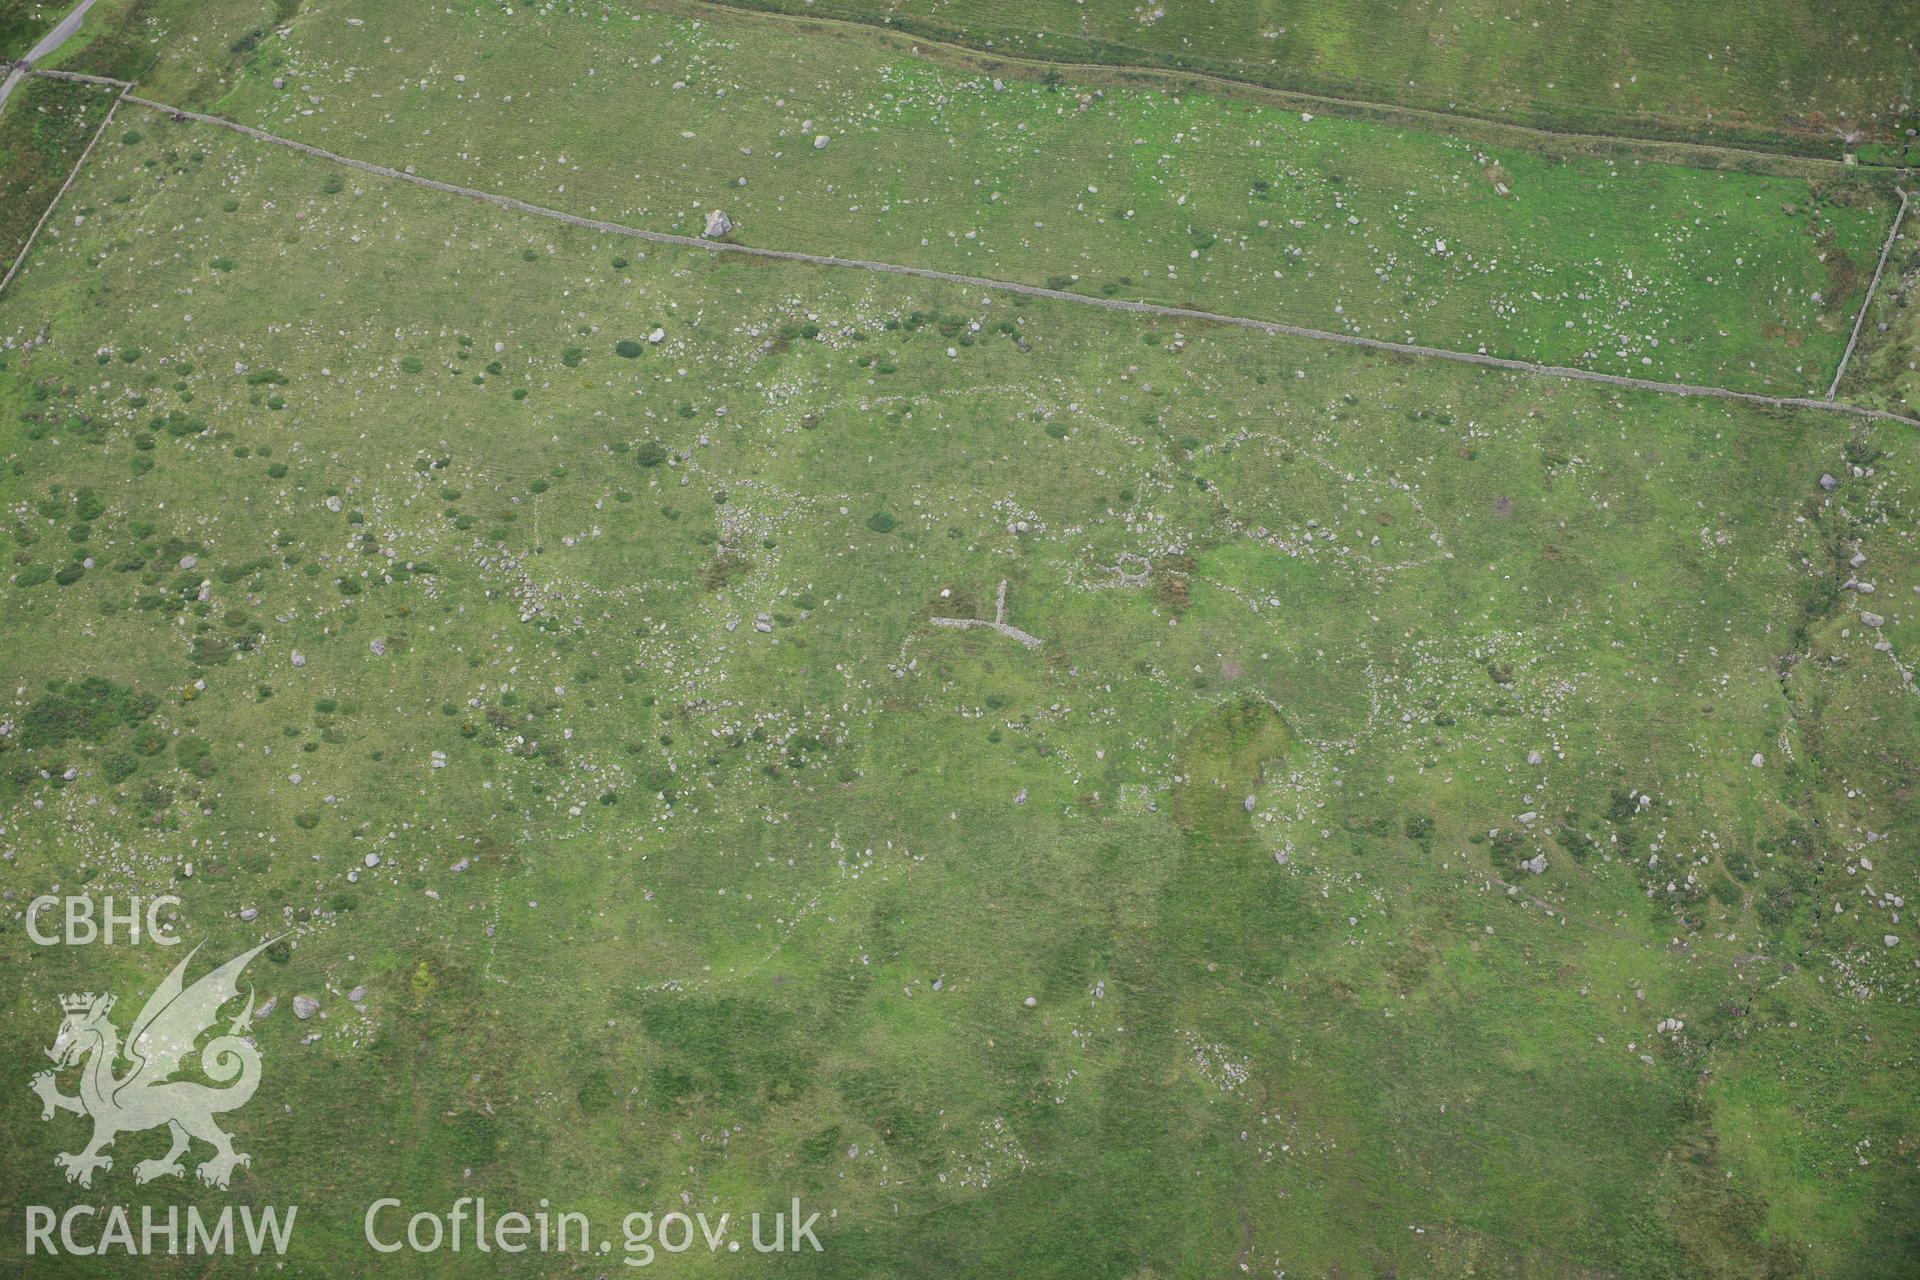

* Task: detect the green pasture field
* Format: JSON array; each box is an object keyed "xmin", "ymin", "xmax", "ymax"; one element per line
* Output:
[
  {"xmin": 0, "ymin": 97, "xmax": 1915, "ymax": 1278},
  {"xmin": 62, "ymin": 0, "xmax": 1888, "ymax": 397},
  {"xmin": 701, "ymin": 0, "xmax": 1920, "ymax": 157},
  {"xmin": 0, "ymin": 76, "xmax": 112, "ymax": 270},
  {"xmin": 1838, "ymin": 211, "xmax": 1920, "ymax": 415}
]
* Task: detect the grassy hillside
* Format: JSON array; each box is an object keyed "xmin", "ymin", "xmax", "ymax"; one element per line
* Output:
[
  {"xmin": 0, "ymin": 77, "xmax": 112, "ymax": 274},
  {"xmin": 0, "ymin": 103, "xmax": 1914, "ymax": 1276},
  {"xmin": 99, "ymin": 0, "xmax": 1909, "ymax": 394},
  {"xmin": 701, "ymin": 0, "xmax": 1920, "ymax": 156}
]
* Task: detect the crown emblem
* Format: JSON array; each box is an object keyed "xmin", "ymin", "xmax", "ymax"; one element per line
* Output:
[{"xmin": 60, "ymin": 992, "xmax": 111, "ymax": 1014}]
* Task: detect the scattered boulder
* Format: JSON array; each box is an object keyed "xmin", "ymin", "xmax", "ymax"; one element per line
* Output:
[
  {"xmin": 703, "ymin": 208, "xmax": 733, "ymax": 239},
  {"xmin": 1519, "ymin": 853, "xmax": 1548, "ymax": 875},
  {"xmin": 292, "ymin": 995, "xmax": 319, "ymax": 1020},
  {"xmin": 1820, "ymin": 473, "xmax": 1838, "ymax": 491}
]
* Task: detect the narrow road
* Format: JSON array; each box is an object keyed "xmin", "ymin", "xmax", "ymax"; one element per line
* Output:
[
  {"xmin": 14, "ymin": 71, "xmax": 1920, "ymax": 430},
  {"xmin": 0, "ymin": 0, "xmax": 103, "ymax": 115},
  {"xmin": 26, "ymin": 0, "xmax": 101, "ymax": 62}
]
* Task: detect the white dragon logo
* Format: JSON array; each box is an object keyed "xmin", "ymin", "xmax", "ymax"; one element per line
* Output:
[{"xmin": 30, "ymin": 939, "xmax": 274, "ymax": 1190}]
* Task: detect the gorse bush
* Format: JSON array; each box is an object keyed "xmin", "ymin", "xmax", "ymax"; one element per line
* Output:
[{"xmin": 20, "ymin": 678, "xmax": 158, "ymax": 750}]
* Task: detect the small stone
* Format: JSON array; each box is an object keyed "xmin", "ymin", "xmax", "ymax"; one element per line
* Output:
[
  {"xmin": 347, "ymin": 985, "xmax": 366, "ymax": 1003},
  {"xmin": 1820, "ymin": 474, "xmax": 1838, "ymax": 491},
  {"xmin": 369, "ymin": 638, "xmax": 386, "ymax": 656},
  {"xmin": 1527, "ymin": 750, "xmax": 1544, "ymax": 765},
  {"xmin": 1013, "ymin": 788, "xmax": 1027, "ymax": 805},
  {"xmin": 1244, "ymin": 794, "xmax": 1257, "ymax": 812},
  {"xmin": 239, "ymin": 907, "xmax": 258, "ymax": 921},
  {"xmin": 1861, "ymin": 612, "xmax": 1884, "ymax": 628},
  {"xmin": 1886, "ymin": 935, "xmax": 1900, "ymax": 948},
  {"xmin": 1751, "ymin": 753, "xmax": 1765, "ymax": 768},
  {"xmin": 702, "ymin": 208, "xmax": 733, "ymax": 239},
  {"xmin": 178, "ymin": 555, "xmax": 197, "ymax": 570},
  {"xmin": 1023, "ymin": 996, "xmax": 1037, "ymax": 1007},
  {"xmin": 290, "ymin": 650, "xmax": 305, "ymax": 667},
  {"xmin": 364, "ymin": 852, "xmax": 381, "ymax": 868},
  {"xmin": 1519, "ymin": 854, "xmax": 1548, "ymax": 875},
  {"xmin": 813, "ymin": 134, "xmax": 830, "ymax": 149},
  {"xmin": 292, "ymin": 995, "xmax": 319, "ymax": 1020}
]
